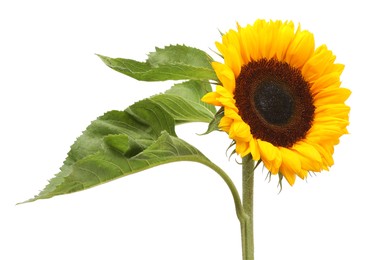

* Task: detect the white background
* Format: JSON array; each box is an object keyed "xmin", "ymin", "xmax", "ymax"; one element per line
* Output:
[{"xmin": 1, "ymin": 0, "xmax": 368, "ymax": 259}]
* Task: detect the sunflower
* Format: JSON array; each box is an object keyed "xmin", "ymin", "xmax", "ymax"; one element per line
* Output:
[{"xmin": 202, "ymin": 20, "xmax": 351, "ymax": 185}]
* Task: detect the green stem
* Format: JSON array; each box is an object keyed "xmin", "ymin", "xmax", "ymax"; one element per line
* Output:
[
  {"xmin": 194, "ymin": 155, "xmax": 254, "ymax": 259},
  {"xmin": 200, "ymin": 159, "xmax": 245, "ymax": 221},
  {"xmin": 241, "ymin": 155, "xmax": 254, "ymax": 260}
]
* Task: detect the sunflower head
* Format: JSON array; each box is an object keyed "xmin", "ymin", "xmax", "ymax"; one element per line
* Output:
[{"xmin": 202, "ymin": 20, "xmax": 351, "ymax": 185}]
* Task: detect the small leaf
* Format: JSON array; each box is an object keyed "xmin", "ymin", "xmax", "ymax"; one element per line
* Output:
[{"xmin": 97, "ymin": 45, "xmax": 217, "ymax": 82}]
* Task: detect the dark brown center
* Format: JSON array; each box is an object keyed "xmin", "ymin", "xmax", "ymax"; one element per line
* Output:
[{"xmin": 234, "ymin": 58, "xmax": 315, "ymax": 147}]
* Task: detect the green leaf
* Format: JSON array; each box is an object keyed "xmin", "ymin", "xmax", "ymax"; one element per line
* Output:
[
  {"xmin": 147, "ymin": 45, "xmax": 213, "ymax": 69},
  {"xmin": 97, "ymin": 45, "xmax": 217, "ymax": 82},
  {"xmin": 164, "ymin": 80, "xmax": 216, "ymax": 114},
  {"xmin": 24, "ymin": 102, "xmax": 175, "ymax": 203},
  {"xmin": 26, "ymin": 131, "xmax": 218, "ymax": 201},
  {"xmin": 151, "ymin": 80, "xmax": 216, "ymax": 123},
  {"xmin": 23, "ymin": 80, "xmax": 217, "ymax": 203}
]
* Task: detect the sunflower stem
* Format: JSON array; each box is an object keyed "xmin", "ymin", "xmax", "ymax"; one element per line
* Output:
[{"xmin": 241, "ymin": 154, "xmax": 254, "ymax": 260}]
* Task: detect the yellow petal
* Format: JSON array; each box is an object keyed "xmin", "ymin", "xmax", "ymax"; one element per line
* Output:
[
  {"xmin": 285, "ymin": 29, "xmax": 315, "ymax": 69},
  {"xmin": 224, "ymin": 106, "xmax": 241, "ymax": 120},
  {"xmin": 201, "ymin": 92, "xmax": 222, "ymax": 106},
  {"xmin": 310, "ymin": 71, "xmax": 341, "ymax": 96},
  {"xmin": 310, "ymin": 142, "xmax": 334, "ymax": 168},
  {"xmin": 314, "ymin": 104, "xmax": 350, "ymax": 120},
  {"xmin": 217, "ymin": 39, "xmax": 242, "ymax": 77},
  {"xmin": 212, "ymin": 62, "xmax": 236, "ymax": 93},
  {"xmin": 249, "ymin": 138, "xmax": 260, "ymax": 161},
  {"xmin": 219, "ymin": 116, "xmax": 233, "ymax": 132},
  {"xmin": 302, "ymin": 45, "xmax": 343, "ymax": 82},
  {"xmin": 279, "ymin": 147, "xmax": 302, "ymax": 174},
  {"xmin": 297, "ymin": 169, "xmax": 308, "ymax": 179},
  {"xmin": 257, "ymin": 139, "xmax": 282, "ymax": 174},
  {"xmin": 292, "ymin": 142, "xmax": 323, "ymax": 172},
  {"xmin": 215, "ymin": 85, "xmax": 233, "ymax": 98},
  {"xmin": 275, "ymin": 21, "xmax": 295, "ymax": 61},
  {"xmin": 235, "ymin": 140, "xmax": 250, "ymax": 157},
  {"xmin": 279, "ymin": 165, "xmax": 297, "ymax": 186},
  {"xmin": 237, "ymin": 23, "xmax": 252, "ymax": 64},
  {"xmin": 225, "ymin": 45, "xmax": 242, "ymax": 77},
  {"xmin": 229, "ymin": 121, "xmax": 252, "ymax": 142},
  {"xmin": 313, "ymin": 88, "xmax": 351, "ymax": 106}
]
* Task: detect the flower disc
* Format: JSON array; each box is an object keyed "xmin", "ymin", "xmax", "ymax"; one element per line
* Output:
[
  {"xmin": 202, "ymin": 20, "xmax": 351, "ymax": 185},
  {"xmin": 235, "ymin": 58, "xmax": 315, "ymax": 148}
]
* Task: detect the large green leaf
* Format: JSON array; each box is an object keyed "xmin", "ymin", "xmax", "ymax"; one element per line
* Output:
[
  {"xmin": 97, "ymin": 45, "xmax": 218, "ymax": 82},
  {"xmin": 26, "ymin": 132, "xmax": 220, "ymax": 201},
  {"xmin": 24, "ymin": 80, "xmax": 217, "ymax": 203}
]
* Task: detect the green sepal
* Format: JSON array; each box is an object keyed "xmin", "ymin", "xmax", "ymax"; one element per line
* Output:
[
  {"xmin": 278, "ymin": 172, "xmax": 284, "ymax": 193},
  {"xmin": 201, "ymin": 107, "xmax": 224, "ymax": 135}
]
